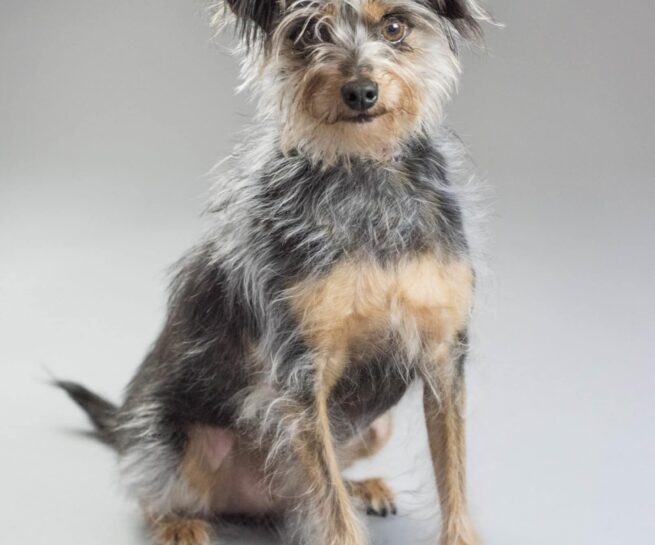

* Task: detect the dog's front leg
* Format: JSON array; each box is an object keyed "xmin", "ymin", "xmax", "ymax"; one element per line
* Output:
[
  {"xmin": 286, "ymin": 356, "xmax": 366, "ymax": 545},
  {"xmin": 422, "ymin": 340, "xmax": 479, "ymax": 545}
]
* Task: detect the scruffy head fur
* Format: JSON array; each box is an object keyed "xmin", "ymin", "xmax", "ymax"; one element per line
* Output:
[{"xmin": 213, "ymin": 0, "xmax": 490, "ymax": 164}]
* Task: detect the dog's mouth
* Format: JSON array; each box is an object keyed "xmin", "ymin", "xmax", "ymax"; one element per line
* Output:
[{"xmin": 340, "ymin": 111, "xmax": 386, "ymax": 124}]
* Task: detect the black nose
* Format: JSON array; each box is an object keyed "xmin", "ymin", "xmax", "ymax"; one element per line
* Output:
[{"xmin": 341, "ymin": 79, "xmax": 379, "ymax": 112}]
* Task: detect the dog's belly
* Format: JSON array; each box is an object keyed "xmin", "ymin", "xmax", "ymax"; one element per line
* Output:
[
  {"xmin": 181, "ymin": 425, "xmax": 281, "ymax": 515},
  {"xmin": 180, "ymin": 413, "xmax": 393, "ymax": 516}
]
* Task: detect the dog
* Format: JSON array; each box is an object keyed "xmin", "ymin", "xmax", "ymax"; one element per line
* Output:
[{"xmin": 58, "ymin": 2, "xmax": 491, "ymax": 544}]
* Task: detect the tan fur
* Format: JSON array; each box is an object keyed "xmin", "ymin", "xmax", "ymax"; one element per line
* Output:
[
  {"xmin": 151, "ymin": 516, "xmax": 211, "ymax": 545},
  {"xmin": 290, "ymin": 254, "xmax": 474, "ymax": 544},
  {"xmin": 424, "ymin": 374, "xmax": 479, "ymax": 545},
  {"xmin": 281, "ymin": 55, "xmax": 427, "ymax": 164},
  {"xmin": 268, "ymin": 1, "xmax": 459, "ymax": 165},
  {"xmin": 289, "ymin": 254, "xmax": 474, "ymax": 371},
  {"xmin": 321, "ymin": 1, "xmax": 338, "ymax": 17},
  {"xmin": 292, "ymin": 389, "xmax": 367, "ymax": 545},
  {"xmin": 346, "ymin": 478, "xmax": 397, "ymax": 516},
  {"xmin": 362, "ymin": 0, "xmax": 388, "ymax": 23},
  {"xmin": 178, "ymin": 427, "xmax": 219, "ymax": 511}
]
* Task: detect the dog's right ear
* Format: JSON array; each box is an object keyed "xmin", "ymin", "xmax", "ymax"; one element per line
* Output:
[{"xmin": 225, "ymin": 0, "xmax": 282, "ymax": 46}]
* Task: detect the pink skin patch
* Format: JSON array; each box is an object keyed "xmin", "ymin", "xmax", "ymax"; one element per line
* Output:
[
  {"xmin": 202, "ymin": 426, "xmax": 235, "ymax": 472},
  {"xmin": 188, "ymin": 415, "xmax": 391, "ymax": 515}
]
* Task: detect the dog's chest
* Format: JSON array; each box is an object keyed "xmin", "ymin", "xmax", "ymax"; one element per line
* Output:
[
  {"xmin": 288, "ymin": 254, "xmax": 473, "ymax": 432},
  {"xmin": 289, "ymin": 254, "xmax": 473, "ymax": 371}
]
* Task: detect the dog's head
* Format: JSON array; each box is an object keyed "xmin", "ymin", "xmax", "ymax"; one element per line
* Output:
[{"xmin": 217, "ymin": 0, "xmax": 490, "ymax": 163}]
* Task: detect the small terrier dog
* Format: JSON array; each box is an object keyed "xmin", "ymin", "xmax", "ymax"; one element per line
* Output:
[{"xmin": 59, "ymin": 1, "xmax": 491, "ymax": 545}]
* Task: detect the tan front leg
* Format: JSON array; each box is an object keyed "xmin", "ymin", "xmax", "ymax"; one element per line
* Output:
[
  {"xmin": 423, "ymin": 346, "xmax": 479, "ymax": 545},
  {"xmin": 289, "ymin": 376, "xmax": 366, "ymax": 545}
]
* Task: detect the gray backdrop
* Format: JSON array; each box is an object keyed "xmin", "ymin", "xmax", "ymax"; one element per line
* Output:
[{"xmin": 1, "ymin": 1, "xmax": 654, "ymax": 544}]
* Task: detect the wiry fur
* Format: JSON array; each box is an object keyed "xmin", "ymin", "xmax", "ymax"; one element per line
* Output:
[
  {"xmin": 58, "ymin": 2, "xmax": 491, "ymax": 545},
  {"xmin": 211, "ymin": 0, "xmax": 490, "ymax": 164}
]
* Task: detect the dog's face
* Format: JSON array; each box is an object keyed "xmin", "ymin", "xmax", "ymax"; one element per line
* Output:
[{"xmin": 221, "ymin": 0, "xmax": 488, "ymax": 163}]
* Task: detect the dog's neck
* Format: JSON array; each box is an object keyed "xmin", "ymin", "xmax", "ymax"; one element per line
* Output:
[{"xmin": 282, "ymin": 133, "xmax": 431, "ymax": 172}]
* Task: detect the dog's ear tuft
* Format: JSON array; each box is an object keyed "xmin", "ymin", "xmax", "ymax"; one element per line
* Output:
[
  {"xmin": 224, "ymin": 0, "xmax": 282, "ymax": 47},
  {"xmin": 428, "ymin": 0, "xmax": 491, "ymax": 42}
]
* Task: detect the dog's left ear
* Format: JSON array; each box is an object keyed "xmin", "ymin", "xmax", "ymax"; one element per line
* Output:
[
  {"xmin": 428, "ymin": 0, "xmax": 491, "ymax": 41},
  {"xmin": 224, "ymin": 0, "xmax": 282, "ymax": 46}
]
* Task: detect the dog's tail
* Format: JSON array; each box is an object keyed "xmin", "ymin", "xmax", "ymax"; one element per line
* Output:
[{"xmin": 55, "ymin": 380, "xmax": 118, "ymax": 448}]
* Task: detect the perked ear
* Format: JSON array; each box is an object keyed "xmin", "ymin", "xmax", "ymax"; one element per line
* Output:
[
  {"xmin": 428, "ymin": 0, "xmax": 491, "ymax": 40},
  {"xmin": 224, "ymin": 0, "xmax": 282, "ymax": 45}
]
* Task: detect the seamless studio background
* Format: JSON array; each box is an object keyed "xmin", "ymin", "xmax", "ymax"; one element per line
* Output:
[{"xmin": 1, "ymin": 1, "xmax": 654, "ymax": 544}]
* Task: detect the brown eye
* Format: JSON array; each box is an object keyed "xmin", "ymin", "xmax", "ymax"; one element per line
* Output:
[{"xmin": 381, "ymin": 18, "xmax": 407, "ymax": 43}]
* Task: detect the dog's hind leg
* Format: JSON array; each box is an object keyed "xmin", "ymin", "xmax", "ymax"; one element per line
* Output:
[{"xmin": 122, "ymin": 424, "xmax": 239, "ymax": 545}]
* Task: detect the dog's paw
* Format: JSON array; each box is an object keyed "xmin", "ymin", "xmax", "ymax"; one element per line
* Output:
[
  {"xmin": 152, "ymin": 516, "xmax": 212, "ymax": 545},
  {"xmin": 347, "ymin": 478, "xmax": 397, "ymax": 517}
]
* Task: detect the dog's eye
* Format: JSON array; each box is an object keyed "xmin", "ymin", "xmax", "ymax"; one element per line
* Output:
[
  {"xmin": 289, "ymin": 20, "xmax": 329, "ymax": 49},
  {"xmin": 380, "ymin": 17, "xmax": 408, "ymax": 44}
]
